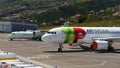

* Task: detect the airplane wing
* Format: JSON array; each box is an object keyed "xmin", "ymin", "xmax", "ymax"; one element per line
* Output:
[{"xmin": 93, "ymin": 37, "xmax": 120, "ymax": 41}]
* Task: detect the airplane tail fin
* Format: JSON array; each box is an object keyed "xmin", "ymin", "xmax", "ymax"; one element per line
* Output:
[{"xmin": 62, "ymin": 21, "xmax": 70, "ymax": 27}]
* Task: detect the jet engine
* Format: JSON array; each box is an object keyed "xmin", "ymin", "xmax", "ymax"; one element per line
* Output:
[{"xmin": 91, "ymin": 40, "xmax": 108, "ymax": 50}]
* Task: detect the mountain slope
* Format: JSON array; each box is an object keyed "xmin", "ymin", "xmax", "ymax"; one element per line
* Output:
[{"xmin": 0, "ymin": 0, "xmax": 119, "ymax": 27}]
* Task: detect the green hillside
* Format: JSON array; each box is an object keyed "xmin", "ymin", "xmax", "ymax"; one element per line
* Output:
[
  {"xmin": 0, "ymin": 0, "xmax": 119, "ymax": 27},
  {"xmin": 0, "ymin": 0, "xmax": 84, "ymax": 16},
  {"xmin": 27, "ymin": 0, "xmax": 120, "ymax": 24},
  {"xmin": 39, "ymin": 19, "xmax": 120, "ymax": 29},
  {"xmin": 0, "ymin": 0, "xmax": 85, "ymax": 20}
]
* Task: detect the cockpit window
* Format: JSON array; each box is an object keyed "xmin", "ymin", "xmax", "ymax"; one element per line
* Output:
[{"xmin": 47, "ymin": 31, "xmax": 56, "ymax": 34}]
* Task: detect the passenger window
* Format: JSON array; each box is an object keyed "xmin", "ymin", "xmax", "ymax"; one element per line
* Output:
[
  {"xmin": 52, "ymin": 32, "xmax": 56, "ymax": 34},
  {"xmin": 54, "ymin": 32, "xmax": 56, "ymax": 34},
  {"xmin": 47, "ymin": 32, "xmax": 51, "ymax": 34},
  {"xmin": 47, "ymin": 31, "xmax": 56, "ymax": 34}
]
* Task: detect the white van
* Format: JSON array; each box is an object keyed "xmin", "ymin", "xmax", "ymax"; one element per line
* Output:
[
  {"xmin": 0, "ymin": 52, "xmax": 17, "ymax": 60},
  {"xmin": 0, "ymin": 61, "xmax": 24, "ymax": 68}
]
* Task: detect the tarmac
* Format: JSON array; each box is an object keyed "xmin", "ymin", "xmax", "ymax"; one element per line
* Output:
[{"xmin": 0, "ymin": 33, "xmax": 120, "ymax": 68}]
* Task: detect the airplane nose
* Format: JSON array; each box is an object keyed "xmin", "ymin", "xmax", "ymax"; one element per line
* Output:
[
  {"xmin": 41, "ymin": 35, "xmax": 46, "ymax": 42},
  {"xmin": 41, "ymin": 34, "xmax": 58, "ymax": 43},
  {"xmin": 41, "ymin": 34, "xmax": 55, "ymax": 43}
]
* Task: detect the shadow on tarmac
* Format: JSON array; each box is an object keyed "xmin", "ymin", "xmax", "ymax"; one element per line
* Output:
[
  {"xmin": 44, "ymin": 50, "xmax": 90, "ymax": 53},
  {"xmin": 96, "ymin": 49, "xmax": 120, "ymax": 54},
  {"xmin": 44, "ymin": 45, "xmax": 91, "ymax": 53},
  {"xmin": 44, "ymin": 45, "xmax": 120, "ymax": 54}
]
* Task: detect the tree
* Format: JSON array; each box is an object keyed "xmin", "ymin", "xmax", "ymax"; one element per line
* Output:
[{"xmin": 78, "ymin": 16, "xmax": 87, "ymax": 23}]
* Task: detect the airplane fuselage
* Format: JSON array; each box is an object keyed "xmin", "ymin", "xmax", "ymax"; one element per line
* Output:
[
  {"xmin": 42, "ymin": 27, "xmax": 120, "ymax": 52},
  {"xmin": 42, "ymin": 27, "xmax": 120, "ymax": 44}
]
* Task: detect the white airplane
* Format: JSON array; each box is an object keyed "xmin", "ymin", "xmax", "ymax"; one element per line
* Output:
[
  {"xmin": 41, "ymin": 27, "xmax": 120, "ymax": 52},
  {"xmin": 9, "ymin": 30, "xmax": 46, "ymax": 41},
  {"xmin": 9, "ymin": 31, "xmax": 34, "ymax": 41}
]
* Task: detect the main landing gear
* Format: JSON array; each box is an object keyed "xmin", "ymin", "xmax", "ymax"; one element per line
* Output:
[
  {"xmin": 108, "ymin": 42, "xmax": 114, "ymax": 52},
  {"xmin": 10, "ymin": 38, "xmax": 13, "ymax": 41},
  {"xmin": 58, "ymin": 43, "xmax": 63, "ymax": 52},
  {"xmin": 108, "ymin": 46, "xmax": 114, "ymax": 52}
]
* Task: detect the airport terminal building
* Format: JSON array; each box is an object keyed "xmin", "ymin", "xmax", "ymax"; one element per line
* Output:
[{"xmin": 0, "ymin": 21, "xmax": 38, "ymax": 33}]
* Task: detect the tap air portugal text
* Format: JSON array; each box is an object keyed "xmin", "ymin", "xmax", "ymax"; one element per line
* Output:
[{"xmin": 42, "ymin": 27, "xmax": 120, "ymax": 52}]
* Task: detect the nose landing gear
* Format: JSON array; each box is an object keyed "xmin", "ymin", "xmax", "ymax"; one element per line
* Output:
[{"xmin": 58, "ymin": 43, "xmax": 63, "ymax": 52}]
